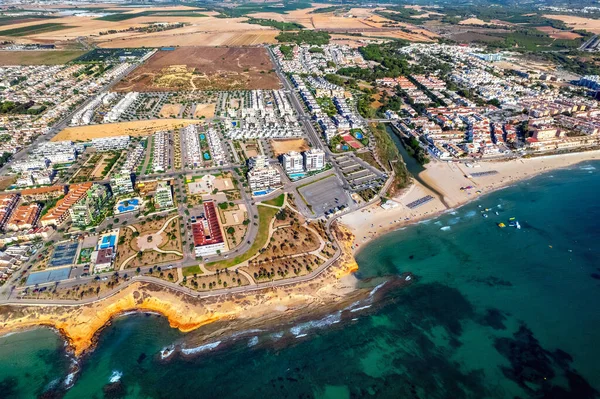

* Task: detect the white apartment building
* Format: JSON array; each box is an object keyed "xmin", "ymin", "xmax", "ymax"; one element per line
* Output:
[
  {"xmin": 91, "ymin": 135, "xmax": 130, "ymax": 152},
  {"xmin": 248, "ymin": 167, "xmax": 281, "ymax": 191},
  {"xmin": 282, "ymin": 151, "xmax": 304, "ymax": 173},
  {"xmin": 303, "ymin": 148, "xmax": 325, "ymax": 172},
  {"xmin": 110, "ymin": 174, "xmax": 134, "ymax": 195}
]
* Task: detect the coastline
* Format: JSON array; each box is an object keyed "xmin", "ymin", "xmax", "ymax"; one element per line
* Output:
[
  {"xmin": 342, "ymin": 150, "xmax": 600, "ymax": 254},
  {"xmin": 0, "ymin": 150, "xmax": 598, "ymax": 360},
  {"xmin": 0, "ymin": 224, "xmax": 361, "ymax": 357}
]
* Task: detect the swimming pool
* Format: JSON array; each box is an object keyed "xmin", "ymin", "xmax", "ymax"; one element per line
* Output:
[
  {"xmin": 203, "ymin": 152, "xmax": 211, "ymax": 160},
  {"xmin": 253, "ymin": 189, "xmax": 273, "ymax": 196},
  {"xmin": 199, "ymin": 134, "xmax": 206, "ymax": 140},
  {"xmin": 116, "ymin": 198, "xmax": 141, "ymax": 213},
  {"xmin": 98, "ymin": 235, "xmax": 116, "ymax": 250}
]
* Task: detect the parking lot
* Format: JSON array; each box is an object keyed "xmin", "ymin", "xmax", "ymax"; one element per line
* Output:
[{"xmin": 298, "ymin": 175, "xmax": 350, "ymax": 217}]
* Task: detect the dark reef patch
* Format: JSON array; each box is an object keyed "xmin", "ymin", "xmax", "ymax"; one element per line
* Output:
[
  {"xmin": 478, "ymin": 308, "xmax": 507, "ymax": 330},
  {"xmin": 494, "ymin": 325, "xmax": 599, "ymax": 399}
]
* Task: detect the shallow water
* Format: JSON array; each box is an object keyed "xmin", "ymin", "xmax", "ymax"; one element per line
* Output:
[{"xmin": 1, "ymin": 162, "xmax": 599, "ymax": 399}]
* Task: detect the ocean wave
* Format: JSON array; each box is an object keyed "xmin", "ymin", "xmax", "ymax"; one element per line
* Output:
[
  {"xmin": 290, "ymin": 311, "xmax": 341, "ymax": 337},
  {"xmin": 343, "ymin": 300, "xmax": 362, "ymax": 311},
  {"xmin": 270, "ymin": 331, "xmax": 284, "ymax": 341},
  {"xmin": 248, "ymin": 336, "xmax": 259, "ymax": 347},
  {"xmin": 440, "ymin": 226, "xmax": 451, "ymax": 231},
  {"xmin": 181, "ymin": 341, "xmax": 221, "ymax": 355},
  {"xmin": 465, "ymin": 210, "xmax": 477, "ymax": 218},
  {"xmin": 109, "ymin": 371, "xmax": 122, "ymax": 383},
  {"xmin": 64, "ymin": 372, "xmax": 76, "ymax": 388},
  {"xmin": 580, "ymin": 165, "xmax": 596, "ymax": 171},
  {"xmin": 434, "ymin": 221, "xmax": 442, "ymax": 226},
  {"xmin": 448, "ymin": 217, "xmax": 460, "ymax": 225},
  {"xmin": 450, "ymin": 211, "xmax": 458, "ymax": 215},
  {"xmin": 350, "ymin": 305, "xmax": 372, "ymax": 313},
  {"xmin": 160, "ymin": 345, "xmax": 175, "ymax": 360},
  {"xmin": 369, "ymin": 281, "xmax": 387, "ymax": 297}
]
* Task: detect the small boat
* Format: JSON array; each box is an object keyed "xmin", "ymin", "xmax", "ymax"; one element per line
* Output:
[
  {"xmin": 485, "ymin": 208, "xmax": 491, "ymax": 212},
  {"xmin": 509, "ymin": 217, "xmax": 516, "ymax": 221},
  {"xmin": 497, "ymin": 222, "xmax": 506, "ymax": 228},
  {"xmin": 405, "ymin": 275, "xmax": 412, "ymax": 281},
  {"xmin": 509, "ymin": 221, "xmax": 516, "ymax": 227},
  {"xmin": 478, "ymin": 205, "xmax": 482, "ymax": 208},
  {"xmin": 495, "ymin": 211, "xmax": 499, "ymax": 216},
  {"xmin": 515, "ymin": 221, "xmax": 521, "ymax": 229},
  {"xmin": 482, "ymin": 214, "xmax": 488, "ymax": 218}
]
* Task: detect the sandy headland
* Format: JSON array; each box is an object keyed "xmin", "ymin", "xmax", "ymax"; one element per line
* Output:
[
  {"xmin": 0, "ymin": 225, "xmax": 359, "ymax": 357},
  {"xmin": 341, "ymin": 150, "xmax": 600, "ymax": 252}
]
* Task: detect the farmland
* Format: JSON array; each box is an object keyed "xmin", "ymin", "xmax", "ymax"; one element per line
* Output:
[
  {"xmin": 0, "ymin": 50, "xmax": 86, "ymax": 65},
  {"xmin": 0, "ymin": 23, "xmax": 75, "ymax": 37},
  {"xmin": 113, "ymin": 47, "xmax": 280, "ymax": 92}
]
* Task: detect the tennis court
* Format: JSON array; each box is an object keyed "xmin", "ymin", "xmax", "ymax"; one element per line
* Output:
[
  {"xmin": 49, "ymin": 242, "xmax": 79, "ymax": 268},
  {"xmin": 25, "ymin": 267, "xmax": 72, "ymax": 286}
]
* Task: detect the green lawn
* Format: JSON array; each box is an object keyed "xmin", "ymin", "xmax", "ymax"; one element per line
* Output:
[
  {"xmin": 182, "ymin": 265, "xmax": 203, "ymax": 277},
  {"xmin": 261, "ymin": 193, "xmax": 285, "ymax": 207},
  {"xmin": 206, "ymin": 205, "xmax": 278, "ymax": 270},
  {"xmin": 0, "ymin": 23, "xmax": 74, "ymax": 37}
]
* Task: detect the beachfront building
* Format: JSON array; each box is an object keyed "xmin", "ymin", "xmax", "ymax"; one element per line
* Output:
[
  {"xmin": 303, "ymin": 148, "xmax": 325, "ymax": 172},
  {"xmin": 110, "ymin": 174, "xmax": 134, "ymax": 195},
  {"xmin": 154, "ymin": 181, "xmax": 174, "ymax": 209},
  {"xmin": 282, "ymin": 151, "xmax": 304, "ymax": 173},
  {"xmin": 68, "ymin": 184, "xmax": 111, "ymax": 227},
  {"xmin": 192, "ymin": 200, "xmax": 225, "ymax": 257}
]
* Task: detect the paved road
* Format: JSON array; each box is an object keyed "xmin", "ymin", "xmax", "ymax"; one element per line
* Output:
[
  {"xmin": 0, "ymin": 49, "xmax": 394, "ymax": 305},
  {"xmin": 0, "ymin": 62, "xmax": 139, "ymax": 176}
]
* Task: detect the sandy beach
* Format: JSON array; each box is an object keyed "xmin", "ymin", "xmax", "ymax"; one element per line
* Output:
[{"xmin": 340, "ymin": 151, "xmax": 600, "ymax": 252}]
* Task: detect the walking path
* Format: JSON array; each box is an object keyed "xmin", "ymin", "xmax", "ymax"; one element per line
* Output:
[{"xmin": 119, "ymin": 215, "xmax": 182, "ymax": 270}]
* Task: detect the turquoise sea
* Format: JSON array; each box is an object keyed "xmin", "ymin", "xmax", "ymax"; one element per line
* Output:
[{"xmin": 0, "ymin": 161, "xmax": 599, "ymax": 399}]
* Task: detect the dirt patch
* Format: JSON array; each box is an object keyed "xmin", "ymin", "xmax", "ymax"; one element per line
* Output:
[
  {"xmin": 193, "ymin": 103, "xmax": 216, "ymax": 118},
  {"xmin": 543, "ymin": 14, "xmax": 600, "ymax": 34},
  {"xmin": 159, "ymin": 103, "xmax": 182, "ymax": 118},
  {"xmin": 51, "ymin": 119, "xmax": 197, "ymax": 141},
  {"xmin": 536, "ymin": 26, "xmax": 582, "ymax": 40},
  {"xmin": 113, "ymin": 47, "xmax": 280, "ymax": 92},
  {"xmin": 270, "ymin": 138, "xmax": 309, "ymax": 156}
]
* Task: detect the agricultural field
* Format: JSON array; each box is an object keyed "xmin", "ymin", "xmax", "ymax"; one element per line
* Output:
[
  {"xmin": 0, "ymin": 23, "xmax": 75, "ymax": 37},
  {"xmin": 0, "ymin": 50, "xmax": 86, "ymax": 65},
  {"xmin": 51, "ymin": 119, "xmax": 197, "ymax": 141},
  {"xmin": 114, "ymin": 47, "xmax": 280, "ymax": 92},
  {"xmin": 543, "ymin": 14, "xmax": 600, "ymax": 34}
]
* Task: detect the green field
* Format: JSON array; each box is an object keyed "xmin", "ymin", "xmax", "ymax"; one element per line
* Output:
[
  {"xmin": 261, "ymin": 193, "xmax": 285, "ymax": 207},
  {"xmin": 206, "ymin": 205, "xmax": 279, "ymax": 270},
  {"xmin": 0, "ymin": 23, "xmax": 75, "ymax": 37},
  {"xmin": 0, "ymin": 51, "xmax": 87, "ymax": 65},
  {"xmin": 183, "ymin": 265, "xmax": 204, "ymax": 277},
  {"xmin": 96, "ymin": 10, "xmax": 207, "ymax": 21}
]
